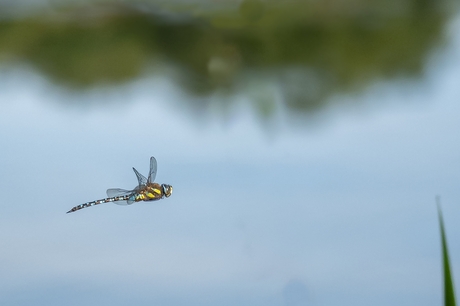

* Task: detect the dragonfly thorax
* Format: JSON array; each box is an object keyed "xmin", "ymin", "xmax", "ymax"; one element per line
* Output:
[{"xmin": 135, "ymin": 183, "xmax": 172, "ymax": 201}]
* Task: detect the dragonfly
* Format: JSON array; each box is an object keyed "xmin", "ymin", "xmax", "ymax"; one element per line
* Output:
[{"xmin": 67, "ymin": 157, "xmax": 173, "ymax": 213}]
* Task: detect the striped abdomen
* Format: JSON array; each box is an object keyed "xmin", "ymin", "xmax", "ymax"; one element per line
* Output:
[{"xmin": 66, "ymin": 195, "xmax": 130, "ymax": 213}]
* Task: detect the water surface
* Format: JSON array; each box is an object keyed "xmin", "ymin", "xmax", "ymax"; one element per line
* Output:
[{"xmin": 0, "ymin": 2, "xmax": 460, "ymax": 306}]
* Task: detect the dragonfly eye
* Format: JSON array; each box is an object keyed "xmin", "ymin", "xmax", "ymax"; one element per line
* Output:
[{"xmin": 162, "ymin": 184, "xmax": 173, "ymax": 198}]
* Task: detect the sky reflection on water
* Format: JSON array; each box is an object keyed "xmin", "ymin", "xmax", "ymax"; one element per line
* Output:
[{"xmin": 1, "ymin": 10, "xmax": 460, "ymax": 306}]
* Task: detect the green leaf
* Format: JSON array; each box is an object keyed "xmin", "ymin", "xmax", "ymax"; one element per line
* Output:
[{"xmin": 437, "ymin": 196, "xmax": 457, "ymax": 306}]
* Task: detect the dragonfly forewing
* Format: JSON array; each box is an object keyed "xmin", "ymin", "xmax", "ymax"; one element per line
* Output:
[
  {"xmin": 148, "ymin": 156, "xmax": 158, "ymax": 183},
  {"xmin": 133, "ymin": 167, "xmax": 147, "ymax": 187}
]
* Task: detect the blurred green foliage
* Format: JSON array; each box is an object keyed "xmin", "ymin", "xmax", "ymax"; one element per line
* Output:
[{"xmin": 0, "ymin": 0, "xmax": 453, "ymax": 112}]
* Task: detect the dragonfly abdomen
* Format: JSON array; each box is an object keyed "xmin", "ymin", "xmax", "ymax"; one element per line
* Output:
[{"xmin": 66, "ymin": 195, "xmax": 129, "ymax": 213}]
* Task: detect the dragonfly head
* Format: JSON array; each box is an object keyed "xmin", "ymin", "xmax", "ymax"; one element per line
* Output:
[{"xmin": 162, "ymin": 184, "xmax": 173, "ymax": 198}]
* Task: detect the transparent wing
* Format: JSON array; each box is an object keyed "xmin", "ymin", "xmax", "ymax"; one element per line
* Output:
[
  {"xmin": 148, "ymin": 156, "xmax": 158, "ymax": 183},
  {"xmin": 113, "ymin": 198, "xmax": 135, "ymax": 206},
  {"xmin": 133, "ymin": 167, "xmax": 147, "ymax": 187},
  {"xmin": 106, "ymin": 188, "xmax": 134, "ymax": 197},
  {"xmin": 107, "ymin": 187, "xmax": 137, "ymax": 205}
]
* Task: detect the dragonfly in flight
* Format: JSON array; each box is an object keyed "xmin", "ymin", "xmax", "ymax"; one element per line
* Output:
[{"xmin": 67, "ymin": 157, "xmax": 173, "ymax": 213}]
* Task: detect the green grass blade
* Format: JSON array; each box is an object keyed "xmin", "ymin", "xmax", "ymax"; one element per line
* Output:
[{"xmin": 437, "ymin": 197, "xmax": 457, "ymax": 306}]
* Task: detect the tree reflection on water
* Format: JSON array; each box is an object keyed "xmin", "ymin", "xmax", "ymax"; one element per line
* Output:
[{"xmin": 0, "ymin": 0, "xmax": 454, "ymax": 114}]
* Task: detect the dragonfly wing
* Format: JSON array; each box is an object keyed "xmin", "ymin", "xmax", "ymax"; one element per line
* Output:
[
  {"xmin": 148, "ymin": 156, "xmax": 158, "ymax": 183},
  {"xmin": 113, "ymin": 198, "xmax": 134, "ymax": 205},
  {"xmin": 107, "ymin": 187, "xmax": 138, "ymax": 205},
  {"xmin": 106, "ymin": 188, "xmax": 133, "ymax": 197},
  {"xmin": 133, "ymin": 167, "xmax": 147, "ymax": 187}
]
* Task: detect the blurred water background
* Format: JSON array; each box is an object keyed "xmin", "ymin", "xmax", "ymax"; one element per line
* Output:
[{"xmin": 1, "ymin": 0, "xmax": 460, "ymax": 305}]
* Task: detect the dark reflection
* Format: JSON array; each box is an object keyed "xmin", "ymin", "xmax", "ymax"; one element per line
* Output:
[{"xmin": 0, "ymin": 0, "xmax": 454, "ymax": 113}]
